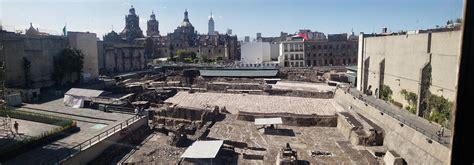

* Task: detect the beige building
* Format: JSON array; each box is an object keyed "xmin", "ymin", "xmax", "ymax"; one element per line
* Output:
[
  {"xmin": 357, "ymin": 29, "xmax": 461, "ymax": 116},
  {"xmin": 68, "ymin": 32, "xmax": 99, "ymax": 82}
]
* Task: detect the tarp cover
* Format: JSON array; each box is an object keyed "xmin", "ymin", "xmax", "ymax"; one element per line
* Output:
[
  {"xmin": 181, "ymin": 140, "xmax": 224, "ymax": 159},
  {"xmin": 64, "ymin": 95, "xmax": 85, "ymax": 108},
  {"xmin": 254, "ymin": 117, "xmax": 283, "ymax": 125},
  {"xmin": 65, "ymin": 88, "xmax": 104, "ymax": 98}
]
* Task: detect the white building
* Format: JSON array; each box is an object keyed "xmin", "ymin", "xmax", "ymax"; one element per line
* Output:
[
  {"xmin": 278, "ymin": 40, "xmax": 305, "ymax": 67},
  {"xmin": 240, "ymin": 42, "xmax": 279, "ymax": 67}
]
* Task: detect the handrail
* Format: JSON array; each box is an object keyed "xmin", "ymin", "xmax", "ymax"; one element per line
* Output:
[
  {"xmin": 344, "ymin": 89, "xmax": 449, "ymax": 145},
  {"xmin": 41, "ymin": 113, "xmax": 146, "ymax": 164}
]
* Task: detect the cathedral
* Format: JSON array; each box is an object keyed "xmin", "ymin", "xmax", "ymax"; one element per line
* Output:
[
  {"xmin": 145, "ymin": 9, "xmax": 240, "ymax": 61},
  {"xmin": 99, "ymin": 6, "xmax": 240, "ymax": 75}
]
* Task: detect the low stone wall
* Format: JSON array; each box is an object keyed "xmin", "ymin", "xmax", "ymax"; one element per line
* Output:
[
  {"xmin": 336, "ymin": 112, "xmax": 384, "ymax": 146},
  {"xmin": 334, "ymin": 90, "xmax": 450, "ymax": 165},
  {"xmin": 265, "ymin": 89, "xmax": 334, "ymax": 99},
  {"xmin": 206, "ymin": 82, "xmax": 262, "ymax": 91},
  {"xmin": 237, "ymin": 111, "xmax": 337, "ymax": 127}
]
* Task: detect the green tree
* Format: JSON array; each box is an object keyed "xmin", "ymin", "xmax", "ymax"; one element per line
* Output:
[
  {"xmin": 400, "ymin": 89, "xmax": 418, "ymax": 114},
  {"xmin": 22, "ymin": 57, "xmax": 32, "ymax": 88},
  {"xmin": 176, "ymin": 50, "xmax": 197, "ymax": 63},
  {"xmin": 379, "ymin": 84, "xmax": 393, "ymax": 102},
  {"xmin": 52, "ymin": 48, "xmax": 84, "ymax": 85}
]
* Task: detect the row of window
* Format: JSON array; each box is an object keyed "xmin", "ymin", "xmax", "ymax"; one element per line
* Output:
[
  {"xmin": 308, "ymin": 44, "xmax": 356, "ymax": 50},
  {"xmin": 283, "ymin": 58, "xmax": 357, "ymax": 67},
  {"xmin": 284, "ymin": 54, "xmax": 304, "ymax": 60},
  {"xmin": 306, "ymin": 51, "xmax": 357, "ymax": 57}
]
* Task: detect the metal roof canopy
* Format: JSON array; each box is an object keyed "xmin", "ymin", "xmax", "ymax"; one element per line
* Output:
[
  {"xmin": 65, "ymin": 88, "xmax": 105, "ymax": 98},
  {"xmin": 181, "ymin": 140, "xmax": 224, "ymax": 159},
  {"xmin": 254, "ymin": 117, "xmax": 283, "ymax": 125}
]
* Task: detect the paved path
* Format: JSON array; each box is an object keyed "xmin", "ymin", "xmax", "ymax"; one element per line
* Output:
[
  {"xmin": 345, "ymin": 88, "xmax": 451, "ymax": 146},
  {"xmin": 1, "ymin": 98, "xmax": 135, "ymax": 165}
]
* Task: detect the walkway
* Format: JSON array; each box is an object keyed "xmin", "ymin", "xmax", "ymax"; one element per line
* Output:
[
  {"xmin": 345, "ymin": 88, "xmax": 451, "ymax": 146},
  {"xmin": 1, "ymin": 98, "xmax": 135, "ymax": 165}
]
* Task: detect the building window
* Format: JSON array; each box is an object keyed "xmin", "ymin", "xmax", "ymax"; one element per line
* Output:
[
  {"xmin": 318, "ymin": 53, "xmax": 322, "ymax": 56},
  {"xmin": 218, "ymin": 49, "xmax": 222, "ymax": 53},
  {"xmin": 324, "ymin": 45, "xmax": 327, "ymax": 49},
  {"xmin": 300, "ymin": 61, "xmax": 303, "ymax": 67},
  {"xmin": 324, "ymin": 53, "xmax": 327, "ymax": 56},
  {"xmin": 307, "ymin": 60, "xmax": 311, "ymax": 66},
  {"xmin": 329, "ymin": 53, "xmax": 332, "ymax": 56},
  {"xmin": 329, "ymin": 45, "xmax": 332, "ymax": 49},
  {"xmin": 285, "ymin": 55, "xmax": 288, "ymax": 60},
  {"xmin": 313, "ymin": 60, "xmax": 317, "ymax": 66},
  {"xmin": 318, "ymin": 45, "xmax": 322, "ymax": 49}
]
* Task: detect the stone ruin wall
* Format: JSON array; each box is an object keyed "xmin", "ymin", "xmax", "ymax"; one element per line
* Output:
[
  {"xmin": 153, "ymin": 105, "xmax": 219, "ymax": 129},
  {"xmin": 206, "ymin": 82, "xmax": 263, "ymax": 91},
  {"xmin": 237, "ymin": 111, "xmax": 337, "ymax": 127},
  {"xmin": 265, "ymin": 89, "xmax": 334, "ymax": 99}
]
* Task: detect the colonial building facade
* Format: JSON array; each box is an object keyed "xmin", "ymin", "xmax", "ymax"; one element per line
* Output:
[
  {"xmin": 145, "ymin": 9, "xmax": 240, "ymax": 61},
  {"xmin": 304, "ymin": 33, "xmax": 358, "ymax": 67},
  {"xmin": 100, "ymin": 7, "xmax": 240, "ymax": 74},
  {"xmin": 278, "ymin": 33, "xmax": 358, "ymax": 68},
  {"xmin": 100, "ymin": 6, "xmax": 146, "ymax": 75}
]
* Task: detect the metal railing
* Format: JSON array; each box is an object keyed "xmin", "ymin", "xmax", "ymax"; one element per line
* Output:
[
  {"xmin": 41, "ymin": 114, "xmax": 145, "ymax": 165},
  {"xmin": 344, "ymin": 89, "xmax": 449, "ymax": 146}
]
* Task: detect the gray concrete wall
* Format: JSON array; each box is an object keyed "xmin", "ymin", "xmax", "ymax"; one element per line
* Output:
[
  {"xmin": 1, "ymin": 31, "xmax": 67, "ymax": 88},
  {"xmin": 67, "ymin": 31, "xmax": 99, "ymax": 82},
  {"xmin": 61, "ymin": 116, "xmax": 148, "ymax": 165},
  {"xmin": 335, "ymin": 90, "xmax": 450, "ymax": 165},
  {"xmin": 358, "ymin": 31, "xmax": 460, "ymax": 110}
]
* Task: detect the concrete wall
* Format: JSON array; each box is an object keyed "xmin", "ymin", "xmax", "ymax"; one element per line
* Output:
[
  {"xmin": 1, "ymin": 31, "xmax": 67, "ymax": 88},
  {"xmin": 335, "ymin": 90, "xmax": 450, "ymax": 165},
  {"xmin": 241, "ymin": 42, "xmax": 271, "ymax": 64},
  {"xmin": 68, "ymin": 32, "xmax": 99, "ymax": 82},
  {"xmin": 61, "ymin": 116, "xmax": 148, "ymax": 165},
  {"xmin": 358, "ymin": 31, "xmax": 460, "ymax": 110}
]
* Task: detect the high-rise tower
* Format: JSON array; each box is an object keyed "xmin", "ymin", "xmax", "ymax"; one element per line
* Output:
[{"xmin": 208, "ymin": 11, "xmax": 215, "ymax": 35}]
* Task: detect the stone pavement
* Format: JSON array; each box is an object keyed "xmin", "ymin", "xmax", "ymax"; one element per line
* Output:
[
  {"xmin": 346, "ymin": 88, "xmax": 452, "ymax": 146},
  {"xmin": 1, "ymin": 98, "xmax": 135, "ymax": 165}
]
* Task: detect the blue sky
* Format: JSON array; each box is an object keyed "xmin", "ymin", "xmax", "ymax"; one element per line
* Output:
[{"xmin": 0, "ymin": 0, "xmax": 463, "ymax": 40}]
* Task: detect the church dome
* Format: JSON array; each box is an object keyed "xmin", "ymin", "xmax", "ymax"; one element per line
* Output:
[{"xmin": 180, "ymin": 21, "xmax": 192, "ymax": 27}]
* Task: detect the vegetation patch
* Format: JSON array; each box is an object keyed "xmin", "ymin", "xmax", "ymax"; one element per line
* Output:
[{"xmin": 400, "ymin": 89, "xmax": 418, "ymax": 114}]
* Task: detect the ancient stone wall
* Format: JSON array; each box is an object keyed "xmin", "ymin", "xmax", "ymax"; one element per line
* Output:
[
  {"xmin": 237, "ymin": 111, "xmax": 337, "ymax": 127},
  {"xmin": 265, "ymin": 89, "xmax": 334, "ymax": 99}
]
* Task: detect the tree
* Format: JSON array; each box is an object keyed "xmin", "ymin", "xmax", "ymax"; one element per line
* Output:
[
  {"xmin": 52, "ymin": 48, "xmax": 84, "ymax": 85},
  {"xmin": 176, "ymin": 50, "xmax": 197, "ymax": 63},
  {"xmin": 22, "ymin": 57, "xmax": 32, "ymax": 88}
]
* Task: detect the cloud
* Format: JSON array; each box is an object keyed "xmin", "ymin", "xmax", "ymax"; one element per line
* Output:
[{"xmin": 218, "ymin": 15, "xmax": 223, "ymax": 19}]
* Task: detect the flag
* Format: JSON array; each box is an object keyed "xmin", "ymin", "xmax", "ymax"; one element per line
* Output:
[{"xmin": 62, "ymin": 25, "xmax": 67, "ymax": 36}]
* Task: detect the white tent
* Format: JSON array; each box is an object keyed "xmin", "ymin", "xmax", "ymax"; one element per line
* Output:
[{"xmin": 63, "ymin": 88, "xmax": 105, "ymax": 108}]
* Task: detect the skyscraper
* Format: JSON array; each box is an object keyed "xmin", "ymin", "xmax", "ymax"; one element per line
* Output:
[{"xmin": 208, "ymin": 11, "xmax": 215, "ymax": 35}]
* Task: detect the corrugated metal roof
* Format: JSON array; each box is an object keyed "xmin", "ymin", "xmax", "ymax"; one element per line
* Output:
[
  {"xmin": 65, "ymin": 88, "xmax": 105, "ymax": 98},
  {"xmin": 181, "ymin": 140, "xmax": 224, "ymax": 159},
  {"xmin": 200, "ymin": 69, "xmax": 278, "ymax": 77},
  {"xmin": 254, "ymin": 117, "xmax": 283, "ymax": 125}
]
